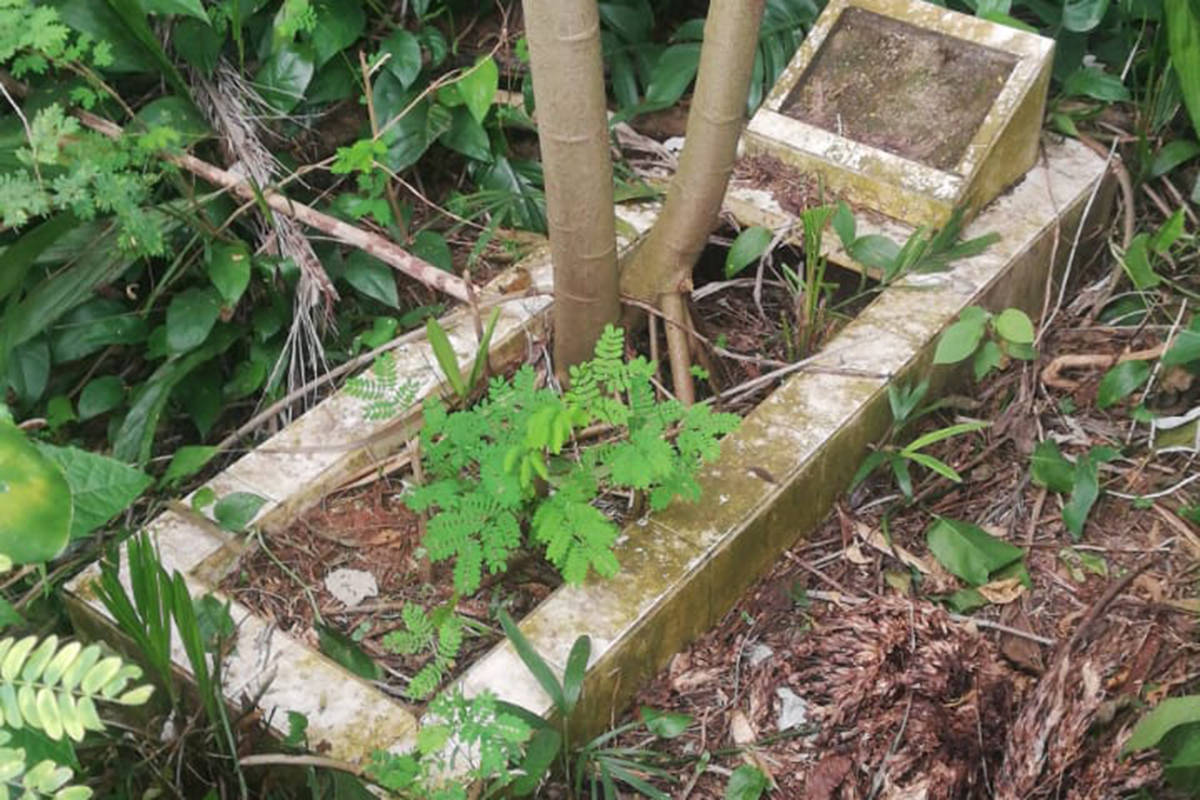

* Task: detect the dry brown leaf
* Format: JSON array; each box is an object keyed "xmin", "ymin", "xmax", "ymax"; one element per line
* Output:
[
  {"xmin": 854, "ymin": 522, "xmax": 933, "ymax": 574},
  {"xmin": 729, "ymin": 709, "xmax": 757, "ymax": 746},
  {"xmin": 671, "ymin": 666, "xmax": 723, "ymax": 693},
  {"xmin": 978, "ymin": 577, "xmax": 1027, "ymax": 605},
  {"xmin": 844, "ymin": 540, "xmax": 871, "ymax": 565}
]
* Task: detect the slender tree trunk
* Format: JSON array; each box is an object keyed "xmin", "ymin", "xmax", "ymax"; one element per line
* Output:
[
  {"xmin": 620, "ymin": 0, "xmax": 765, "ymax": 401},
  {"xmin": 522, "ymin": 0, "xmax": 621, "ymax": 377}
]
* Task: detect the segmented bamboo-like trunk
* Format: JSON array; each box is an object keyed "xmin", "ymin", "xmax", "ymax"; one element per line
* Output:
[{"xmin": 522, "ymin": 0, "xmax": 621, "ymax": 376}]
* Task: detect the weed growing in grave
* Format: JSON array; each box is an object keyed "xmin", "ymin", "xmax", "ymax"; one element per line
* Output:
[
  {"xmin": 934, "ymin": 305, "xmax": 1038, "ymax": 381},
  {"xmin": 402, "ymin": 325, "xmax": 740, "ymax": 595},
  {"xmin": 382, "ymin": 602, "xmax": 465, "ymax": 701},
  {"xmin": 851, "ymin": 380, "xmax": 990, "ymax": 503},
  {"xmin": 344, "ymin": 351, "xmax": 420, "ymax": 420}
]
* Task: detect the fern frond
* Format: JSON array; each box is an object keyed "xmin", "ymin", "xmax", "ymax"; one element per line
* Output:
[
  {"xmin": 345, "ymin": 353, "xmax": 418, "ymax": 421},
  {"xmin": 0, "ymin": 636, "xmax": 152, "ymax": 742}
]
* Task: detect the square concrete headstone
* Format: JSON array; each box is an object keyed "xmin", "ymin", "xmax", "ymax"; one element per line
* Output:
[{"xmin": 745, "ymin": 0, "xmax": 1054, "ymax": 228}]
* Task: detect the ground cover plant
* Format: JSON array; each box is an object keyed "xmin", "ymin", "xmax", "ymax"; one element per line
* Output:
[{"xmin": 0, "ymin": 0, "xmax": 1198, "ymax": 796}]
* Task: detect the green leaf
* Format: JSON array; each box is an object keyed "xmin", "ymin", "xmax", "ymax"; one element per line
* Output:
[
  {"xmin": 905, "ymin": 452, "xmax": 963, "ymax": 483},
  {"xmin": 37, "ymin": 444, "xmax": 151, "ymax": 539},
  {"xmin": 498, "ymin": 609, "xmax": 564, "ymax": 714},
  {"xmin": 511, "ymin": 728, "xmax": 562, "ymax": 796},
  {"xmin": 206, "ymin": 242, "xmax": 252, "ymax": 307},
  {"xmin": 926, "ymin": 517, "xmax": 1024, "ymax": 586},
  {"xmin": 973, "ymin": 339, "xmax": 1004, "ymax": 381},
  {"xmin": 426, "ymin": 317, "xmax": 467, "ymax": 399},
  {"xmin": 902, "ymin": 420, "xmax": 988, "ymax": 454},
  {"xmin": 1126, "ymin": 697, "xmax": 1200, "ymax": 753},
  {"xmin": 1097, "ymin": 360, "xmax": 1151, "ymax": 409},
  {"xmin": 256, "ymin": 42, "xmax": 316, "ymax": 112},
  {"xmin": 1163, "ymin": 327, "xmax": 1200, "ymax": 369},
  {"xmin": 458, "ymin": 56, "xmax": 499, "ymax": 124},
  {"xmin": 993, "ymin": 308, "xmax": 1035, "ymax": 344},
  {"xmin": 1166, "ymin": 0, "xmax": 1200, "ymax": 137},
  {"xmin": 0, "ymin": 215, "xmax": 78, "ymax": 307},
  {"xmin": 1061, "ymin": 0, "xmax": 1110, "ymax": 31},
  {"xmin": 1029, "ymin": 440, "xmax": 1074, "ymax": 494},
  {"xmin": 343, "ymin": 252, "xmax": 400, "ymax": 309},
  {"xmin": 1121, "ymin": 234, "xmax": 1161, "ymax": 290},
  {"xmin": 934, "ymin": 307, "xmax": 989, "ymax": 364},
  {"xmin": 382, "ymin": 28, "xmax": 422, "ymax": 88},
  {"xmin": 848, "ymin": 234, "xmax": 900, "ymax": 271},
  {"xmin": 317, "ymin": 623, "xmax": 382, "ymax": 680},
  {"xmin": 724, "ymin": 226, "xmax": 773, "ymax": 278},
  {"xmin": 312, "ymin": 0, "xmax": 364, "ymax": 67},
  {"xmin": 725, "ymin": 764, "xmax": 769, "ymax": 800},
  {"xmin": 410, "ymin": 230, "xmax": 454, "ymax": 273},
  {"xmin": 1151, "ymin": 140, "xmax": 1200, "ymax": 177},
  {"xmin": 50, "ymin": 298, "xmax": 147, "ymax": 363},
  {"xmin": 1151, "ymin": 209, "xmax": 1186, "ymax": 254},
  {"xmin": 439, "ymin": 106, "xmax": 492, "ymax": 162},
  {"xmin": 139, "ymin": 0, "xmax": 208, "ymax": 21},
  {"xmin": 7, "ymin": 337, "xmax": 50, "ymax": 406},
  {"xmin": 1062, "ymin": 447, "xmax": 1118, "ymax": 540},
  {"xmin": 644, "ymin": 44, "xmax": 701, "ymax": 108},
  {"xmin": 166, "ymin": 288, "xmax": 222, "ymax": 353},
  {"xmin": 0, "ymin": 423, "xmax": 72, "ymax": 564},
  {"xmin": 641, "ymin": 707, "xmax": 692, "ymax": 739},
  {"xmin": 212, "ymin": 492, "xmax": 267, "ymax": 532},
  {"xmin": 137, "ymin": 95, "xmax": 211, "ymax": 144},
  {"xmin": 161, "ymin": 445, "xmax": 218, "ymax": 488},
  {"xmin": 173, "ymin": 17, "xmax": 222, "ymax": 76},
  {"xmin": 561, "ymin": 635, "xmax": 590, "ymax": 716},
  {"xmin": 1062, "ymin": 66, "xmax": 1130, "ymax": 101},
  {"xmin": 832, "ymin": 201, "xmax": 856, "ymax": 249}
]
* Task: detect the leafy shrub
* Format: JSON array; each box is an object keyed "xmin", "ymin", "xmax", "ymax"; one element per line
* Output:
[{"xmin": 405, "ymin": 325, "xmax": 740, "ymax": 594}]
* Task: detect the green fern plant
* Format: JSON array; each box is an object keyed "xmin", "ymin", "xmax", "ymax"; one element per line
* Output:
[
  {"xmin": 382, "ymin": 603, "xmax": 465, "ymax": 701},
  {"xmin": 0, "ymin": 635, "xmax": 153, "ymax": 800},
  {"xmin": 344, "ymin": 352, "xmax": 420, "ymax": 421},
  {"xmin": 403, "ymin": 325, "xmax": 740, "ymax": 595}
]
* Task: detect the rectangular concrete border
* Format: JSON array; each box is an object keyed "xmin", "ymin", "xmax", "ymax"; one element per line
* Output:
[
  {"xmin": 64, "ymin": 139, "xmax": 1111, "ymax": 767},
  {"xmin": 744, "ymin": 0, "xmax": 1054, "ymax": 228}
]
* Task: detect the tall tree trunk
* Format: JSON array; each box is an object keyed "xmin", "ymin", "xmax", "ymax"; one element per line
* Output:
[
  {"xmin": 523, "ymin": 0, "xmax": 621, "ymax": 377},
  {"xmin": 621, "ymin": 0, "xmax": 765, "ymax": 402}
]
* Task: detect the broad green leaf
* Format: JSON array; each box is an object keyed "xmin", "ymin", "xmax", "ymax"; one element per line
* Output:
[
  {"xmin": 206, "ymin": 242, "xmax": 252, "ymax": 306},
  {"xmin": 7, "ymin": 337, "xmax": 50, "ymax": 407},
  {"xmin": 561, "ymin": 635, "xmax": 591, "ymax": 715},
  {"xmin": 1151, "ymin": 140, "xmax": 1200, "ymax": 177},
  {"xmin": 256, "ymin": 42, "xmax": 316, "ymax": 112},
  {"xmin": 50, "ymin": 298, "xmax": 147, "ymax": 363},
  {"xmin": 179, "ymin": 365, "xmax": 223, "ymax": 438},
  {"xmin": 724, "ymin": 226, "xmax": 773, "ymax": 278},
  {"xmin": 848, "ymin": 234, "xmax": 900, "ymax": 271},
  {"xmin": 426, "ymin": 317, "xmax": 466, "ymax": 399},
  {"xmin": 1163, "ymin": 321, "xmax": 1200, "ymax": 368},
  {"xmin": 343, "ymin": 252, "xmax": 400, "ymax": 309},
  {"xmin": 0, "ymin": 423, "xmax": 72, "ymax": 564},
  {"xmin": 1126, "ymin": 697, "xmax": 1200, "ymax": 753},
  {"xmin": 312, "ymin": 0, "xmax": 364, "ymax": 67},
  {"xmin": 458, "ymin": 56, "xmax": 499, "ymax": 124},
  {"xmin": 382, "ymin": 28, "xmax": 422, "ymax": 88},
  {"xmin": 934, "ymin": 307, "xmax": 989, "ymax": 364},
  {"xmin": 1152, "ymin": 209, "xmax": 1186, "ymax": 254},
  {"xmin": 139, "ymin": 0, "xmax": 208, "ymax": 21},
  {"xmin": 1062, "ymin": 66, "xmax": 1130, "ymax": 101},
  {"xmin": 37, "ymin": 444, "xmax": 151, "ymax": 539},
  {"xmin": 926, "ymin": 517, "xmax": 1024, "ymax": 586},
  {"xmin": 1121, "ymin": 234, "xmax": 1161, "ymax": 290},
  {"xmin": 161, "ymin": 445, "xmax": 218, "ymax": 488},
  {"xmin": 439, "ymin": 106, "xmax": 492, "ymax": 162},
  {"xmin": 725, "ymin": 764, "xmax": 769, "ymax": 800},
  {"xmin": 644, "ymin": 43, "xmax": 701, "ymax": 108},
  {"xmin": 225, "ymin": 357, "xmax": 268, "ymax": 400},
  {"xmin": 1097, "ymin": 360, "xmax": 1151, "ymax": 409},
  {"xmin": 1063, "ymin": 446, "xmax": 1118, "ymax": 539},
  {"xmin": 212, "ymin": 492, "xmax": 267, "ymax": 532},
  {"xmin": 510, "ymin": 728, "xmax": 562, "ymax": 796},
  {"xmin": 193, "ymin": 595, "xmax": 234, "ymax": 651},
  {"xmin": 166, "ymin": 288, "xmax": 222, "ymax": 353},
  {"xmin": 173, "ymin": 17, "xmax": 222, "ymax": 76},
  {"xmin": 136, "ymin": 95, "xmax": 211, "ymax": 144},
  {"xmin": 1062, "ymin": 0, "xmax": 1110, "ymax": 31},
  {"xmin": 498, "ymin": 609, "xmax": 564, "ymax": 713},
  {"xmin": 317, "ymin": 623, "xmax": 383, "ymax": 679},
  {"xmin": 1166, "ymin": 0, "xmax": 1200, "ymax": 137},
  {"xmin": 641, "ymin": 707, "xmax": 692, "ymax": 739},
  {"xmin": 993, "ymin": 308, "xmax": 1035, "ymax": 344},
  {"xmin": 1029, "ymin": 440, "xmax": 1074, "ymax": 493},
  {"xmin": 832, "ymin": 201, "xmax": 856, "ymax": 249},
  {"xmin": 0, "ymin": 215, "xmax": 78, "ymax": 306},
  {"xmin": 973, "ymin": 339, "xmax": 1004, "ymax": 381},
  {"xmin": 410, "ymin": 230, "xmax": 454, "ymax": 272}
]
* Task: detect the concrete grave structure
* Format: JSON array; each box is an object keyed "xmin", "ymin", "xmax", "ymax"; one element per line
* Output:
[{"xmin": 744, "ymin": 0, "xmax": 1054, "ymax": 231}]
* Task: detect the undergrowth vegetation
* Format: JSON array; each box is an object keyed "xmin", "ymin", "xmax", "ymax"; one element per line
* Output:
[{"xmin": 0, "ymin": 0, "xmax": 1198, "ymax": 796}]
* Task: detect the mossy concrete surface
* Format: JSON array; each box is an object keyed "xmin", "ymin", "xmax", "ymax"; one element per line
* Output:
[
  {"xmin": 745, "ymin": 0, "xmax": 1054, "ymax": 229},
  {"xmin": 458, "ymin": 137, "xmax": 1112, "ymax": 744}
]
